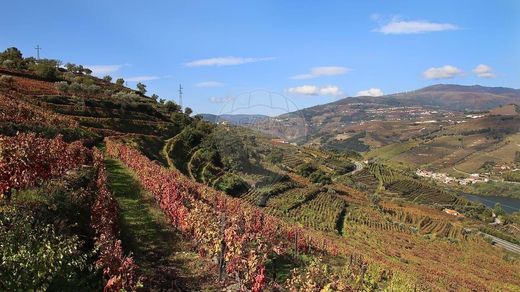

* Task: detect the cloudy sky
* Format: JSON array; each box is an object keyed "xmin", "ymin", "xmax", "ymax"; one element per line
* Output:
[{"xmin": 1, "ymin": 0, "xmax": 519, "ymax": 115}]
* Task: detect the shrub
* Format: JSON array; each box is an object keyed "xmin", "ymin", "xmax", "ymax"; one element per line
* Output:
[
  {"xmin": 369, "ymin": 193, "xmax": 381, "ymax": 206},
  {"xmin": 308, "ymin": 169, "xmax": 332, "ymax": 185},
  {"xmin": 102, "ymin": 75, "xmax": 112, "ymax": 82},
  {"xmin": 0, "ymin": 206, "xmax": 91, "ymax": 291},
  {"xmin": 68, "ymin": 82, "xmax": 82, "ymax": 96},
  {"xmin": 115, "ymin": 78, "xmax": 125, "ymax": 86},
  {"xmin": 296, "ymin": 163, "xmax": 317, "ymax": 177},
  {"xmin": 87, "ymin": 84, "xmax": 101, "ymax": 95},
  {"xmin": 111, "ymin": 91, "xmax": 142, "ymax": 101},
  {"xmin": 1, "ymin": 59, "xmax": 15, "ymax": 69},
  {"xmin": 0, "ymin": 74, "xmax": 13, "ymax": 85},
  {"xmin": 55, "ymin": 81, "xmax": 69, "ymax": 93},
  {"xmin": 266, "ymin": 149, "xmax": 283, "ymax": 164},
  {"xmin": 31, "ymin": 59, "xmax": 60, "ymax": 80}
]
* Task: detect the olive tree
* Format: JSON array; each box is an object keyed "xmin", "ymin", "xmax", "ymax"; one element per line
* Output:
[{"xmin": 136, "ymin": 82, "xmax": 147, "ymax": 94}]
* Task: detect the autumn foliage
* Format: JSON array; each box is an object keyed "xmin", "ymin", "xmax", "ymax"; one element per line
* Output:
[
  {"xmin": 91, "ymin": 149, "xmax": 139, "ymax": 291},
  {"xmin": 0, "ymin": 133, "xmax": 89, "ymax": 198},
  {"xmin": 0, "ymin": 133, "xmax": 138, "ymax": 290},
  {"xmin": 106, "ymin": 139, "xmax": 353, "ymax": 289}
]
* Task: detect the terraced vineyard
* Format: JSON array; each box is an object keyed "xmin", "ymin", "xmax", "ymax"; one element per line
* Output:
[
  {"xmin": 240, "ymin": 181, "xmax": 297, "ymax": 207},
  {"xmin": 344, "ymin": 214, "xmax": 411, "ymax": 234},
  {"xmin": 287, "ymin": 191, "xmax": 347, "ymax": 233},
  {"xmin": 364, "ymin": 163, "xmax": 470, "ymax": 207},
  {"xmin": 367, "ymin": 163, "xmax": 404, "ymax": 184},
  {"xmin": 385, "ymin": 179, "xmax": 457, "ymax": 205},
  {"xmin": 346, "ymin": 168, "xmax": 380, "ymax": 194},
  {"xmin": 381, "ymin": 207, "xmax": 467, "ymax": 240},
  {"xmin": 264, "ymin": 187, "xmax": 310, "ymax": 216},
  {"xmin": 279, "ymin": 151, "xmax": 305, "ymax": 169}
]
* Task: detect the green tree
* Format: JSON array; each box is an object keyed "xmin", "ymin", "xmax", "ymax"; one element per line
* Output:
[
  {"xmin": 102, "ymin": 75, "xmax": 112, "ymax": 82},
  {"xmin": 151, "ymin": 94, "xmax": 159, "ymax": 101},
  {"xmin": 165, "ymin": 100, "xmax": 181, "ymax": 112},
  {"xmin": 65, "ymin": 63, "xmax": 78, "ymax": 72},
  {"xmin": 308, "ymin": 169, "xmax": 332, "ymax": 185},
  {"xmin": 136, "ymin": 82, "xmax": 147, "ymax": 94},
  {"xmin": 32, "ymin": 59, "xmax": 59, "ymax": 79},
  {"xmin": 0, "ymin": 47, "xmax": 26, "ymax": 70},
  {"xmin": 185, "ymin": 107, "xmax": 193, "ymax": 116},
  {"xmin": 214, "ymin": 173, "xmax": 249, "ymax": 197},
  {"xmin": 296, "ymin": 163, "xmax": 317, "ymax": 177},
  {"xmin": 116, "ymin": 78, "xmax": 125, "ymax": 86}
]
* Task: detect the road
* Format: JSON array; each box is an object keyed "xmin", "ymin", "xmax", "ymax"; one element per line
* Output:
[{"xmin": 479, "ymin": 232, "xmax": 520, "ymax": 255}]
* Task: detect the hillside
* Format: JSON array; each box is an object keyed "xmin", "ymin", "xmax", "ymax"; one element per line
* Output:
[
  {"xmin": 1, "ymin": 48, "xmax": 520, "ymax": 291},
  {"xmin": 260, "ymin": 85, "xmax": 520, "ymax": 157},
  {"xmin": 333, "ymin": 84, "xmax": 520, "ymax": 112}
]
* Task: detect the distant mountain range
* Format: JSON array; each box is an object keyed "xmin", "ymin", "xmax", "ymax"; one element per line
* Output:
[
  {"xmin": 201, "ymin": 114, "xmax": 269, "ymax": 125},
  {"xmin": 380, "ymin": 84, "xmax": 520, "ymax": 111},
  {"xmin": 244, "ymin": 84, "xmax": 520, "ymax": 145},
  {"xmin": 203, "ymin": 84, "xmax": 520, "ymax": 144},
  {"xmin": 286, "ymin": 84, "xmax": 518, "ymax": 116}
]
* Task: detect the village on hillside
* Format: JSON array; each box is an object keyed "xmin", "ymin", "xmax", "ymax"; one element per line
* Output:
[{"xmin": 416, "ymin": 169, "xmax": 489, "ymax": 185}]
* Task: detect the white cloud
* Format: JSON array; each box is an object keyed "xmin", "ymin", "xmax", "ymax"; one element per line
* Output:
[
  {"xmin": 473, "ymin": 64, "xmax": 495, "ymax": 78},
  {"xmin": 185, "ymin": 56, "xmax": 275, "ymax": 67},
  {"xmin": 209, "ymin": 96, "xmax": 236, "ymax": 104},
  {"xmin": 291, "ymin": 66, "xmax": 350, "ymax": 80},
  {"xmin": 422, "ymin": 65, "xmax": 463, "ymax": 79},
  {"xmin": 196, "ymin": 81, "xmax": 225, "ymax": 88},
  {"xmin": 287, "ymin": 85, "xmax": 343, "ymax": 96},
  {"xmin": 356, "ymin": 88, "xmax": 384, "ymax": 97},
  {"xmin": 87, "ymin": 64, "xmax": 123, "ymax": 76},
  {"xmin": 373, "ymin": 17, "xmax": 459, "ymax": 34},
  {"xmin": 125, "ymin": 76, "xmax": 160, "ymax": 82}
]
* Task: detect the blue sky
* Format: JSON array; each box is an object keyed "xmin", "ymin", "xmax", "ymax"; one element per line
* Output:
[{"xmin": 1, "ymin": 1, "xmax": 519, "ymax": 115}]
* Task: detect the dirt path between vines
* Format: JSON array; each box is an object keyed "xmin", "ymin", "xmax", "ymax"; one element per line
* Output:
[{"xmin": 104, "ymin": 158, "xmax": 217, "ymax": 291}]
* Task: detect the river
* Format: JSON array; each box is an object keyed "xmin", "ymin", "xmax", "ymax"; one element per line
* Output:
[{"xmin": 463, "ymin": 194, "xmax": 520, "ymax": 214}]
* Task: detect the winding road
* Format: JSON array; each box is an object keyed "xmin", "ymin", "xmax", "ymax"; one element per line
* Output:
[{"xmin": 479, "ymin": 232, "xmax": 520, "ymax": 255}]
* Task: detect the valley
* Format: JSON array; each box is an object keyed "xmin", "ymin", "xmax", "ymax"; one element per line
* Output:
[{"xmin": 1, "ymin": 47, "xmax": 519, "ymax": 291}]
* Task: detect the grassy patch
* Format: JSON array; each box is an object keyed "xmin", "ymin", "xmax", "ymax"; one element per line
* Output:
[{"xmin": 104, "ymin": 158, "xmax": 216, "ymax": 290}]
